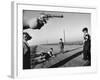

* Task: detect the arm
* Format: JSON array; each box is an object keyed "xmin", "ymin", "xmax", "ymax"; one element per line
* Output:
[{"xmin": 23, "ymin": 14, "xmax": 63, "ymax": 30}]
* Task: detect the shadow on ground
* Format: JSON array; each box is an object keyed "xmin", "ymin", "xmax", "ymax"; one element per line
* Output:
[
  {"xmin": 54, "ymin": 47, "xmax": 82, "ymax": 56},
  {"xmin": 49, "ymin": 50, "xmax": 83, "ymax": 68}
]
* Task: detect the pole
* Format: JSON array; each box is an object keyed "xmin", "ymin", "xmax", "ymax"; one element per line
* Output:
[{"xmin": 63, "ymin": 29, "xmax": 66, "ymax": 43}]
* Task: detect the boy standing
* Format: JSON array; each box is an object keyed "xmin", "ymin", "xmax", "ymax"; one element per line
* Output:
[
  {"xmin": 59, "ymin": 38, "xmax": 64, "ymax": 53},
  {"xmin": 82, "ymin": 28, "xmax": 91, "ymax": 65}
]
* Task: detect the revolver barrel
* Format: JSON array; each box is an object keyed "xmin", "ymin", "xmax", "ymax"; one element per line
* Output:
[
  {"xmin": 41, "ymin": 13, "xmax": 63, "ymax": 18},
  {"xmin": 46, "ymin": 14, "xmax": 63, "ymax": 18}
]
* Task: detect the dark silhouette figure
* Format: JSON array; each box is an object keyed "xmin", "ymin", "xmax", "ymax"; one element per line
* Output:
[
  {"xmin": 23, "ymin": 32, "xmax": 32, "ymax": 69},
  {"xmin": 82, "ymin": 27, "xmax": 91, "ymax": 65},
  {"xmin": 59, "ymin": 38, "xmax": 64, "ymax": 53}
]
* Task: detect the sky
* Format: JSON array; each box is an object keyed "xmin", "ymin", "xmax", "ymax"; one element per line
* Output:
[{"xmin": 23, "ymin": 10, "xmax": 91, "ymax": 45}]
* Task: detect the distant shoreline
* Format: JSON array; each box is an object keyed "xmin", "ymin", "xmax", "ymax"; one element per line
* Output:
[
  {"xmin": 30, "ymin": 41, "xmax": 83, "ymax": 47},
  {"xmin": 41, "ymin": 41, "xmax": 83, "ymax": 45}
]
